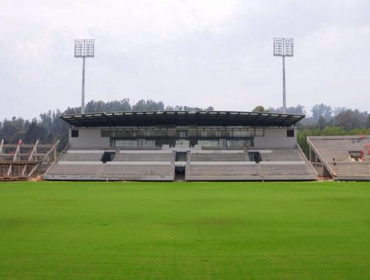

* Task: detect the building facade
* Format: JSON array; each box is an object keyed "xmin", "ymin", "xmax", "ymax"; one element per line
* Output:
[{"xmin": 63, "ymin": 110, "xmax": 301, "ymax": 149}]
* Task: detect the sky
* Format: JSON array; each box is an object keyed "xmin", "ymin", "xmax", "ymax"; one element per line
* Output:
[{"xmin": 0, "ymin": 0, "xmax": 369, "ymax": 120}]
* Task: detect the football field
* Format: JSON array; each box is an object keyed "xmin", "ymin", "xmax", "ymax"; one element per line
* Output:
[{"xmin": 1, "ymin": 181, "xmax": 370, "ymax": 280}]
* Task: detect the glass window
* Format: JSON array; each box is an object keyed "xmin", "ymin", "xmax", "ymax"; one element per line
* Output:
[
  {"xmin": 176, "ymin": 139, "xmax": 190, "ymax": 147},
  {"xmin": 177, "ymin": 130, "xmax": 188, "ymax": 138},
  {"xmin": 115, "ymin": 140, "xmax": 138, "ymax": 147},
  {"xmin": 145, "ymin": 140, "xmax": 156, "ymax": 147},
  {"xmin": 101, "ymin": 129, "xmax": 111, "ymax": 137},
  {"xmin": 188, "ymin": 129, "xmax": 197, "ymax": 137},
  {"xmin": 198, "ymin": 140, "xmax": 220, "ymax": 147},
  {"xmin": 255, "ymin": 129, "xmax": 265, "ymax": 137},
  {"xmin": 287, "ymin": 129, "xmax": 295, "ymax": 137},
  {"xmin": 168, "ymin": 129, "xmax": 176, "ymax": 137}
]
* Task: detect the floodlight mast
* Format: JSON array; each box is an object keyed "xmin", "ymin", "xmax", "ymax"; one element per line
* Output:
[
  {"xmin": 273, "ymin": 38, "xmax": 294, "ymax": 114},
  {"xmin": 74, "ymin": 39, "xmax": 95, "ymax": 114}
]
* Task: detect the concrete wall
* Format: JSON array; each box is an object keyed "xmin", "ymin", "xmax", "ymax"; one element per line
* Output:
[
  {"xmin": 69, "ymin": 128, "xmax": 110, "ymax": 148},
  {"xmin": 254, "ymin": 128, "xmax": 297, "ymax": 148}
]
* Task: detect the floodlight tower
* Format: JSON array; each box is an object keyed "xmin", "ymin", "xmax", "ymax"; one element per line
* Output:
[
  {"xmin": 74, "ymin": 39, "xmax": 95, "ymax": 114},
  {"xmin": 273, "ymin": 38, "xmax": 294, "ymax": 114}
]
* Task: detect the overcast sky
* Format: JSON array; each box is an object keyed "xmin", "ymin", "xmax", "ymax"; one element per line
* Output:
[{"xmin": 0, "ymin": 0, "xmax": 369, "ymax": 120}]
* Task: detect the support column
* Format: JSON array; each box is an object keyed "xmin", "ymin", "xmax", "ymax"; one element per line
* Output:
[
  {"xmin": 81, "ymin": 57, "xmax": 86, "ymax": 114},
  {"xmin": 0, "ymin": 139, "xmax": 3, "ymax": 162},
  {"xmin": 22, "ymin": 140, "xmax": 39, "ymax": 176},
  {"xmin": 282, "ymin": 56, "xmax": 287, "ymax": 113}
]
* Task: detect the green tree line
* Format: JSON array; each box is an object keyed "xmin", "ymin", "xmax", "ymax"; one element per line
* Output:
[
  {"xmin": 1, "ymin": 101, "xmax": 368, "ymax": 155},
  {"xmin": 253, "ymin": 104, "xmax": 370, "ymax": 156},
  {"xmin": 0, "ymin": 99, "xmax": 214, "ymax": 148}
]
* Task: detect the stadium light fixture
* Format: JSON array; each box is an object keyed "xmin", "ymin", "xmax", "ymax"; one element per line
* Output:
[
  {"xmin": 74, "ymin": 39, "xmax": 95, "ymax": 114},
  {"xmin": 273, "ymin": 38, "xmax": 294, "ymax": 114}
]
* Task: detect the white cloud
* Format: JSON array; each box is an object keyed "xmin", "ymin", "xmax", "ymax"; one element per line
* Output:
[{"xmin": 0, "ymin": 0, "xmax": 369, "ymax": 120}]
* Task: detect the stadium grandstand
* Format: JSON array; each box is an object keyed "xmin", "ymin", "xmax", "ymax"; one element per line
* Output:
[
  {"xmin": 0, "ymin": 139, "xmax": 59, "ymax": 181},
  {"xmin": 308, "ymin": 135, "xmax": 370, "ymax": 181},
  {"xmin": 44, "ymin": 110, "xmax": 318, "ymax": 181}
]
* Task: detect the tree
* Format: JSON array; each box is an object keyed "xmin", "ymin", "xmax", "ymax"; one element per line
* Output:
[
  {"xmin": 311, "ymin": 103, "xmax": 333, "ymax": 121},
  {"xmin": 317, "ymin": 116, "xmax": 329, "ymax": 130},
  {"xmin": 0, "ymin": 98, "xmax": 214, "ymax": 147},
  {"xmin": 334, "ymin": 109, "xmax": 367, "ymax": 130},
  {"xmin": 0, "ymin": 117, "xmax": 27, "ymax": 143},
  {"xmin": 321, "ymin": 126, "xmax": 347, "ymax": 136},
  {"xmin": 24, "ymin": 121, "xmax": 47, "ymax": 143},
  {"xmin": 252, "ymin": 106, "xmax": 269, "ymax": 113},
  {"xmin": 132, "ymin": 100, "xmax": 165, "ymax": 111},
  {"xmin": 268, "ymin": 105, "xmax": 306, "ymax": 115},
  {"xmin": 333, "ymin": 107, "xmax": 347, "ymax": 117}
]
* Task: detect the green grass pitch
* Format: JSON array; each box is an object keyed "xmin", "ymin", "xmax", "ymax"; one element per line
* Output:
[{"xmin": 1, "ymin": 181, "xmax": 370, "ymax": 280}]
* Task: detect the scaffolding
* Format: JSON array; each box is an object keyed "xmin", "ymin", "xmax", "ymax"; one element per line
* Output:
[{"xmin": 0, "ymin": 139, "xmax": 59, "ymax": 181}]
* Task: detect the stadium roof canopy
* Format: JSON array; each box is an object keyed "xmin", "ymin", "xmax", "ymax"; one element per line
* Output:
[{"xmin": 60, "ymin": 111, "xmax": 305, "ymax": 128}]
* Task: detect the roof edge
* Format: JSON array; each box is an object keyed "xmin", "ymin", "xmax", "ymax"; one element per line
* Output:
[{"xmin": 60, "ymin": 110, "xmax": 305, "ymax": 128}]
